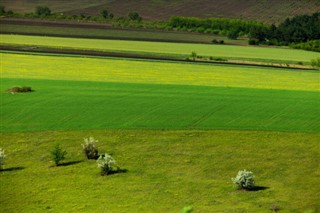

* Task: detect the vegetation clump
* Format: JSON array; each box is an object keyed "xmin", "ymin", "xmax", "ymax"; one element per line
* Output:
[
  {"xmin": 82, "ymin": 137, "xmax": 99, "ymax": 159},
  {"xmin": 311, "ymin": 58, "xmax": 320, "ymax": 70},
  {"xmin": 212, "ymin": 39, "xmax": 224, "ymax": 44},
  {"xmin": 35, "ymin": 6, "xmax": 51, "ymax": 17},
  {"xmin": 51, "ymin": 144, "xmax": 67, "ymax": 166},
  {"xmin": 97, "ymin": 154, "xmax": 118, "ymax": 176},
  {"xmin": 232, "ymin": 170, "xmax": 255, "ymax": 190},
  {"xmin": 128, "ymin": 12, "xmax": 142, "ymax": 21},
  {"xmin": 7, "ymin": 86, "xmax": 33, "ymax": 94},
  {"xmin": 0, "ymin": 148, "xmax": 6, "ymax": 170}
]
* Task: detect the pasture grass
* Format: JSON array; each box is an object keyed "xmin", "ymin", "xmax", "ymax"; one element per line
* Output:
[
  {"xmin": 1, "ymin": 78, "xmax": 319, "ymax": 133},
  {"xmin": 1, "ymin": 34, "xmax": 319, "ymax": 63},
  {"xmin": 0, "ymin": 129, "xmax": 319, "ymax": 212}
]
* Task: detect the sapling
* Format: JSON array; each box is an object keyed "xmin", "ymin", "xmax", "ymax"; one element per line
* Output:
[{"xmin": 51, "ymin": 144, "xmax": 67, "ymax": 166}]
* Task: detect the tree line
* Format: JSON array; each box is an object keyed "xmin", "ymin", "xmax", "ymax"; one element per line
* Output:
[
  {"xmin": 249, "ymin": 12, "xmax": 320, "ymax": 46},
  {"xmin": 167, "ymin": 16, "xmax": 268, "ymax": 38}
]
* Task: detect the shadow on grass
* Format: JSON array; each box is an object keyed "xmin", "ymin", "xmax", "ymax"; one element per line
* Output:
[
  {"xmin": 58, "ymin": 160, "xmax": 83, "ymax": 167},
  {"xmin": 249, "ymin": 186, "xmax": 269, "ymax": 191},
  {"xmin": 102, "ymin": 168, "xmax": 128, "ymax": 176},
  {"xmin": 0, "ymin": 166, "xmax": 25, "ymax": 172}
]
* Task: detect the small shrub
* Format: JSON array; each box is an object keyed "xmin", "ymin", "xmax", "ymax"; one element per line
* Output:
[
  {"xmin": 128, "ymin": 11, "xmax": 142, "ymax": 21},
  {"xmin": 51, "ymin": 144, "xmax": 67, "ymax": 166},
  {"xmin": 311, "ymin": 58, "xmax": 320, "ymax": 69},
  {"xmin": 232, "ymin": 169, "xmax": 255, "ymax": 190},
  {"xmin": 97, "ymin": 154, "xmax": 118, "ymax": 176},
  {"xmin": 181, "ymin": 206, "xmax": 193, "ymax": 213},
  {"xmin": 82, "ymin": 137, "xmax": 99, "ymax": 159},
  {"xmin": 191, "ymin": 51, "xmax": 197, "ymax": 61},
  {"xmin": 212, "ymin": 39, "xmax": 219, "ymax": 44},
  {"xmin": 0, "ymin": 148, "xmax": 6, "ymax": 170},
  {"xmin": 249, "ymin": 39, "xmax": 259, "ymax": 45},
  {"xmin": 7, "ymin": 86, "xmax": 33, "ymax": 93},
  {"xmin": 219, "ymin": 40, "xmax": 224, "ymax": 44},
  {"xmin": 35, "ymin": 6, "xmax": 51, "ymax": 17}
]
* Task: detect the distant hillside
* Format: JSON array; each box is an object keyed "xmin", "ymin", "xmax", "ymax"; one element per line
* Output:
[{"xmin": 2, "ymin": 0, "xmax": 320, "ymax": 24}]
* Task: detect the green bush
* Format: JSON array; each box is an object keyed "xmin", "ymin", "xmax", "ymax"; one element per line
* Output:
[
  {"xmin": 181, "ymin": 206, "xmax": 193, "ymax": 213},
  {"xmin": 311, "ymin": 58, "xmax": 320, "ymax": 69},
  {"xmin": 128, "ymin": 12, "xmax": 142, "ymax": 21},
  {"xmin": 97, "ymin": 154, "xmax": 118, "ymax": 175},
  {"xmin": 51, "ymin": 144, "xmax": 67, "ymax": 166},
  {"xmin": 232, "ymin": 170, "xmax": 255, "ymax": 190},
  {"xmin": 82, "ymin": 137, "xmax": 99, "ymax": 159},
  {"xmin": 7, "ymin": 86, "xmax": 32, "ymax": 93},
  {"xmin": 35, "ymin": 6, "xmax": 51, "ymax": 17},
  {"xmin": 0, "ymin": 148, "xmax": 6, "ymax": 170},
  {"xmin": 249, "ymin": 38, "xmax": 259, "ymax": 45}
]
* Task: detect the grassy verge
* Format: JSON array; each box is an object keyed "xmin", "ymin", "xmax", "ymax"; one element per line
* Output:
[{"xmin": 1, "ymin": 129, "xmax": 319, "ymax": 212}]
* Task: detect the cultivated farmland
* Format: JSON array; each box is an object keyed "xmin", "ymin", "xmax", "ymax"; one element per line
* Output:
[
  {"xmin": 2, "ymin": 34, "xmax": 320, "ymax": 64},
  {"xmin": 1, "ymin": 22, "xmax": 320, "ymax": 212}
]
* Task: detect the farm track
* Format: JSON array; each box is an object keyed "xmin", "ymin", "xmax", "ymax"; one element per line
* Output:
[{"xmin": 0, "ymin": 45, "xmax": 314, "ymax": 71}]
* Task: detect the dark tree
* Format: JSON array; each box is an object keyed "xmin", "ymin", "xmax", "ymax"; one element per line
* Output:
[
  {"xmin": 100, "ymin": 9, "xmax": 108, "ymax": 19},
  {"xmin": 128, "ymin": 12, "xmax": 142, "ymax": 21},
  {"xmin": 35, "ymin": 6, "xmax": 51, "ymax": 17},
  {"xmin": 0, "ymin": 6, "xmax": 5, "ymax": 15}
]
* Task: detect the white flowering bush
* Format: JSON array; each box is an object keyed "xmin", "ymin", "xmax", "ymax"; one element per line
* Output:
[
  {"xmin": 97, "ymin": 154, "xmax": 117, "ymax": 175},
  {"xmin": 232, "ymin": 170, "xmax": 255, "ymax": 190},
  {"xmin": 0, "ymin": 148, "xmax": 6, "ymax": 170},
  {"xmin": 82, "ymin": 137, "xmax": 99, "ymax": 159}
]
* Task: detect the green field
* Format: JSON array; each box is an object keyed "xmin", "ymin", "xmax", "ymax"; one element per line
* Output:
[
  {"xmin": 1, "ymin": 130, "xmax": 319, "ymax": 212},
  {"xmin": 1, "ymin": 48, "xmax": 320, "ymax": 212},
  {"xmin": 2, "ymin": 34, "xmax": 319, "ymax": 64},
  {"xmin": 1, "ymin": 52, "xmax": 319, "ymax": 133}
]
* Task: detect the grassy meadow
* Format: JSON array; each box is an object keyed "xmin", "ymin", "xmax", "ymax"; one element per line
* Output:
[
  {"xmin": 1, "ymin": 42, "xmax": 320, "ymax": 212},
  {"xmin": 1, "ymin": 130, "xmax": 319, "ymax": 212},
  {"xmin": 2, "ymin": 34, "xmax": 320, "ymax": 64}
]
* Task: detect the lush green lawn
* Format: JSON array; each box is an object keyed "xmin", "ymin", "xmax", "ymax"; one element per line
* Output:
[
  {"xmin": 1, "ymin": 130, "xmax": 319, "ymax": 212},
  {"xmin": 1, "ymin": 34, "xmax": 319, "ymax": 63}
]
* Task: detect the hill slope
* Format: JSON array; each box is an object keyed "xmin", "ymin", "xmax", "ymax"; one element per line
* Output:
[{"xmin": 1, "ymin": 0, "xmax": 320, "ymax": 24}]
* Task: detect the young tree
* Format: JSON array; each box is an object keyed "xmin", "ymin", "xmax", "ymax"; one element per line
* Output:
[
  {"xmin": 311, "ymin": 58, "xmax": 320, "ymax": 69},
  {"xmin": 191, "ymin": 51, "xmax": 197, "ymax": 61},
  {"xmin": 0, "ymin": 6, "xmax": 6, "ymax": 16},
  {"xmin": 100, "ymin": 9, "xmax": 109, "ymax": 19},
  {"xmin": 51, "ymin": 144, "xmax": 67, "ymax": 166}
]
